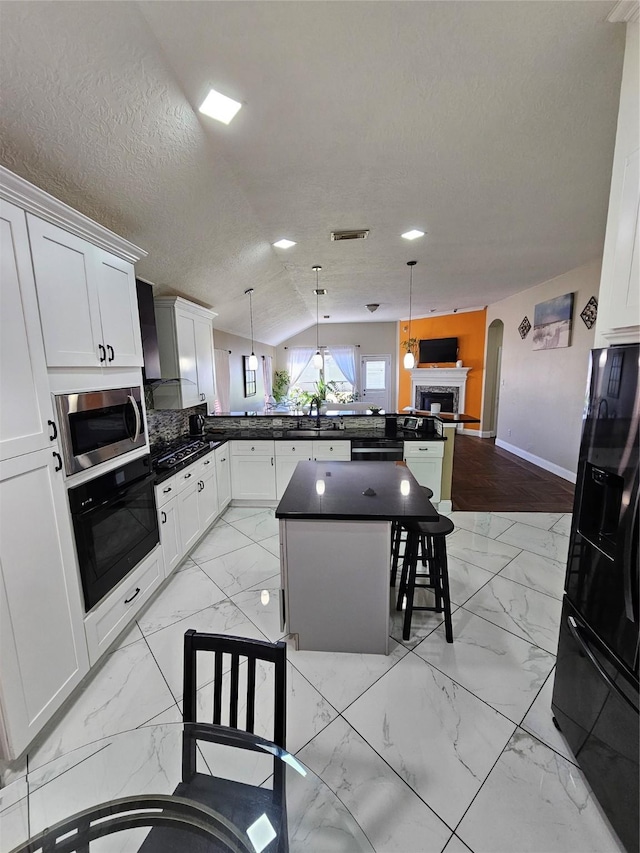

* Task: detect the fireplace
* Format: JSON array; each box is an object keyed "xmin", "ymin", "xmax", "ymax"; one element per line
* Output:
[{"xmin": 420, "ymin": 391, "xmax": 455, "ymax": 412}]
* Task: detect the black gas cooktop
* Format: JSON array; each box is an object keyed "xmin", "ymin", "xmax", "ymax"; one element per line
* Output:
[{"xmin": 151, "ymin": 436, "xmax": 214, "ymax": 472}]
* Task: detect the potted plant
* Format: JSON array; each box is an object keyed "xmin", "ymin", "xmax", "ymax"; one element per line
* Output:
[{"xmin": 272, "ymin": 369, "xmax": 290, "ymax": 403}]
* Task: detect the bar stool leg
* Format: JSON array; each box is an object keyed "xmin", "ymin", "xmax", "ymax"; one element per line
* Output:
[
  {"xmin": 402, "ymin": 533, "xmax": 418, "ymax": 641},
  {"xmin": 390, "ymin": 521, "xmax": 401, "ymax": 587},
  {"xmin": 436, "ymin": 537, "xmax": 454, "ymax": 643},
  {"xmin": 396, "ymin": 534, "xmax": 411, "ymax": 610}
]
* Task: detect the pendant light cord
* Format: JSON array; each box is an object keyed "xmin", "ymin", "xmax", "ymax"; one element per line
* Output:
[
  {"xmin": 316, "ymin": 271, "xmax": 319, "ymax": 351},
  {"xmin": 249, "ymin": 290, "xmax": 255, "ymax": 353}
]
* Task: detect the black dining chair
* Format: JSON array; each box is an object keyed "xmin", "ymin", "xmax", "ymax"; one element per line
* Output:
[{"xmin": 182, "ymin": 630, "xmax": 287, "ymax": 748}]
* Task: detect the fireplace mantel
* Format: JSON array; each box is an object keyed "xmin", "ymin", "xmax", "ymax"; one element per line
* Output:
[{"xmin": 409, "ymin": 367, "xmax": 471, "ymax": 417}]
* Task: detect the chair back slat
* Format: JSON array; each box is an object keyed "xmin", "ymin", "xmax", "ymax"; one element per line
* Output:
[
  {"xmin": 183, "ymin": 631, "xmax": 287, "ymax": 748},
  {"xmin": 246, "ymin": 658, "xmax": 257, "ymax": 734},
  {"xmin": 213, "ymin": 651, "xmax": 223, "ymax": 725},
  {"xmin": 229, "ymin": 653, "xmax": 240, "ymax": 729}
]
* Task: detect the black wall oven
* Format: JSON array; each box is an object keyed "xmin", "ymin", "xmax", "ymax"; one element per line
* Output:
[
  {"xmin": 55, "ymin": 387, "xmax": 146, "ymax": 476},
  {"xmin": 68, "ymin": 455, "xmax": 159, "ymax": 611}
]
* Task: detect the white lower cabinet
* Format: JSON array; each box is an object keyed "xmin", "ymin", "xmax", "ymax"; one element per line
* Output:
[
  {"xmin": 197, "ymin": 459, "xmax": 219, "ymax": 530},
  {"xmin": 403, "ymin": 441, "xmax": 445, "ymax": 502},
  {"xmin": 84, "ymin": 546, "xmax": 164, "ymax": 666},
  {"xmin": 311, "ymin": 440, "xmax": 351, "ymax": 461},
  {"xmin": 215, "ymin": 444, "xmax": 231, "ymax": 510},
  {"xmin": 156, "ymin": 474, "xmax": 182, "ymax": 575},
  {"xmin": 275, "ymin": 442, "xmax": 312, "ymax": 499},
  {"xmin": 230, "ymin": 440, "xmax": 276, "ymax": 500},
  {"xmin": 177, "ymin": 478, "xmax": 201, "ymax": 554},
  {"xmin": 0, "ymin": 448, "xmax": 89, "ymax": 758}
]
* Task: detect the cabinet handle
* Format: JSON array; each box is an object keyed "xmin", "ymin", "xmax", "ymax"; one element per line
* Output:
[
  {"xmin": 98, "ymin": 344, "xmax": 106, "ymax": 363},
  {"xmin": 418, "ymin": 448, "xmax": 430, "ymax": 452},
  {"xmin": 184, "ymin": 472, "xmax": 192, "ymax": 479},
  {"xmin": 198, "ymin": 480, "xmax": 204, "ymax": 491},
  {"xmin": 163, "ymin": 486, "xmax": 172, "ymax": 494},
  {"xmin": 53, "ymin": 451, "xmax": 62, "ymax": 472},
  {"xmin": 220, "ymin": 457, "xmax": 226, "ymax": 462},
  {"xmin": 124, "ymin": 587, "xmax": 141, "ymax": 604},
  {"xmin": 203, "ymin": 460, "xmax": 211, "ymax": 465},
  {"xmin": 271, "ymin": 457, "xmax": 274, "ymax": 466},
  {"xmin": 48, "ymin": 419, "xmax": 58, "ymax": 441},
  {"xmin": 107, "ymin": 344, "xmax": 115, "ymax": 362},
  {"xmin": 161, "ymin": 511, "xmax": 167, "ymax": 523}
]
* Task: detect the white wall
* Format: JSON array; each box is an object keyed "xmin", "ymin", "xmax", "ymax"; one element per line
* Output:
[
  {"xmin": 213, "ymin": 329, "xmax": 276, "ymax": 412},
  {"xmin": 276, "ymin": 321, "xmax": 398, "ymax": 405},
  {"xmin": 484, "ymin": 259, "xmax": 600, "ymax": 480}
]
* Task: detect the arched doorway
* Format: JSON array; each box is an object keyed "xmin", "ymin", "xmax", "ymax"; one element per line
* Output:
[{"xmin": 484, "ymin": 319, "xmax": 504, "ymax": 437}]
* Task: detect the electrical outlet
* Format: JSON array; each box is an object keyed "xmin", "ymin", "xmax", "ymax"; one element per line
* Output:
[
  {"xmin": 508, "ymin": 428, "xmax": 512, "ymax": 436},
  {"xmin": 273, "ymin": 418, "xmax": 282, "ymax": 425}
]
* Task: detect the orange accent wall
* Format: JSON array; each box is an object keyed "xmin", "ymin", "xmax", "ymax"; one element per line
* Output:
[{"xmin": 398, "ymin": 309, "xmax": 486, "ymax": 429}]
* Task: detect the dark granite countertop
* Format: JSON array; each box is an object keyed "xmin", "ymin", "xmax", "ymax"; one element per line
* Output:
[
  {"xmin": 202, "ymin": 429, "xmax": 446, "ymax": 442},
  {"xmin": 275, "ymin": 461, "xmax": 438, "ymax": 521}
]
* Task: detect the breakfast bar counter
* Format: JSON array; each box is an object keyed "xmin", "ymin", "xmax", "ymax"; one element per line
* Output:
[{"xmin": 276, "ymin": 461, "xmax": 437, "ymax": 654}]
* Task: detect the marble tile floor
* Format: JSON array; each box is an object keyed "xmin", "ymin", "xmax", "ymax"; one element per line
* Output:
[{"xmin": 1, "ymin": 509, "xmax": 627, "ymax": 853}]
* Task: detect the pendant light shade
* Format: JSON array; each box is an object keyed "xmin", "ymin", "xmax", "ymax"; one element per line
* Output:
[
  {"xmin": 245, "ymin": 288, "xmax": 259, "ymax": 370},
  {"xmin": 312, "ymin": 266, "xmax": 323, "ymax": 368},
  {"xmin": 404, "ymin": 260, "xmax": 417, "ymax": 371}
]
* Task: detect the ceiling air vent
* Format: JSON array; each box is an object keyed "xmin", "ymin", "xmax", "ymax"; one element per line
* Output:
[{"xmin": 330, "ymin": 229, "xmax": 369, "ymax": 241}]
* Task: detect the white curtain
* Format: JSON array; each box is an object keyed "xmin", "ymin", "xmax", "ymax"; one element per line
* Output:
[
  {"xmin": 287, "ymin": 347, "xmax": 314, "ymax": 387},
  {"xmin": 262, "ymin": 355, "xmax": 273, "ymax": 406},
  {"xmin": 330, "ymin": 345, "xmax": 358, "ymax": 392},
  {"xmin": 213, "ymin": 349, "xmax": 231, "ymax": 414}
]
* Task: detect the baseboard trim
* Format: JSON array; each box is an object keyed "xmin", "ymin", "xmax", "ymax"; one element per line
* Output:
[
  {"xmin": 460, "ymin": 428, "xmax": 493, "ymax": 438},
  {"xmin": 437, "ymin": 499, "xmax": 453, "ymax": 513},
  {"xmin": 495, "ymin": 439, "xmax": 577, "ymax": 483}
]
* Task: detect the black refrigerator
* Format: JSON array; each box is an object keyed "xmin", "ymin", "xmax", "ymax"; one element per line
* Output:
[{"xmin": 552, "ymin": 343, "xmax": 639, "ymax": 853}]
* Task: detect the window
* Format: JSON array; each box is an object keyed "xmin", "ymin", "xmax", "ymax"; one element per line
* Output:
[{"xmin": 291, "ymin": 350, "xmax": 354, "ymax": 399}]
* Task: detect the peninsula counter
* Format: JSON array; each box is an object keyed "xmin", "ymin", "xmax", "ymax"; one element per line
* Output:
[{"xmin": 275, "ymin": 461, "xmax": 437, "ymax": 654}]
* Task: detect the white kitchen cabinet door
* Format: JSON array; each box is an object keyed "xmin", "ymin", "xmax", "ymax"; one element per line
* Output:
[
  {"xmin": 312, "ymin": 440, "xmax": 351, "ymax": 461},
  {"xmin": 0, "ymin": 200, "xmax": 55, "ymax": 461},
  {"xmin": 198, "ymin": 465, "xmax": 219, "ymax": 531},
  {"xmin": 215, "ymin": 445, "xmax": 231, "ymax": 511},
  {"xmin": 27, "ymin": 214, "xmax": 103, "ymax": 367},
  {"xmin": 276, "ymin": 456, "xmax": 310, "ymax": 499},
  {"xmin": 94, "ymin": 248, "xmax": 142, "ymax": 367},
  {"xmin": 231, "ymin": 455, "xmax": 277, "ymax": 501},
  {"xmin": 175, "ymin": 311, "xmax": 200, "ymax": 408},
  {"xmin": 194, "ymin": 315, "xmax": 216, "ymax": 408},
  {"xmin": 404, "ymin": 458, "xmax": 442, "ymax": 502},
  {"xmin": 177, "ymin": 479, "xmax": 201, "ymax": 555},
  {"xmin": 0, "ymin": 448, "xmax": 89, "ymax": 758},
  {"xmin": 158, "ymin": 497, "xmax": 182, "ymax": 576}
]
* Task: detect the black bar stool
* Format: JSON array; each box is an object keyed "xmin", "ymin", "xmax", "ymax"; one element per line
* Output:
[
  {"xmin": 390, "ymin": 485, "xmax": 433, "ymax": 587},
  {"xmin": 396, "ymin": 514, "xmax": 454, "ymax": 643}
]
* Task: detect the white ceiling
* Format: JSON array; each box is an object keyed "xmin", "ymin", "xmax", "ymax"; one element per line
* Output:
[{"xmin": 0, "ymin": 1, "xmax": 625, "ymax": 345}]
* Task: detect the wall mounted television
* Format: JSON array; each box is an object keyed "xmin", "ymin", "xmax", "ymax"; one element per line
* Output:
[{"xmin": 419, "ymin": 337, "xmax": 458, "ymax": 363}]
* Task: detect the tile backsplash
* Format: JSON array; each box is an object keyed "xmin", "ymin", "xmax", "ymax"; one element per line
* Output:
[{"xmin": 145, "ymin": 385, "xmax": 207, "ymax": 448}]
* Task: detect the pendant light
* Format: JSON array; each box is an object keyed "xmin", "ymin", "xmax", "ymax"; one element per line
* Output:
[
  {"xmin": 312, "ymin": 266, "xmax": 323, "ymax": 369},
  {"xmin": 403, "ymin": 261, "xmax": 417, "ymax": 370},
  {"xmin": 245, "ymin": 288, "xmax": 259, "ymax": 371}
]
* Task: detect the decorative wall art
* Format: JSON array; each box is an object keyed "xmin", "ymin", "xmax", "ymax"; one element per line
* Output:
[
  {"xmin": 518, "ymin": 316, "xmax": 531, "ymax": 339},
  {"xmin": 243, "ymin": 356, "xmax": 257, "ymax": 397},
  {"xmin": 533, "ymin": 293, "xmax": 574, "ymax": 350},
  {"xmin": 580, "ymin": 296, "xmax": 598, "ymax": 329}
]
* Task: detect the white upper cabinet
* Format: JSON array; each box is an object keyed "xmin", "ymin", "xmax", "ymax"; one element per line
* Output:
[
  {"xmin": 0, "ymin": 200, "xmax": 55, "ymax": 461},
  {"xmin": 27, "ymin": 215, "xmax": 142, "ymax": 368},
  {"xmin": 153, "ymin": 297, "xmax": 217, "ymax": 411}
]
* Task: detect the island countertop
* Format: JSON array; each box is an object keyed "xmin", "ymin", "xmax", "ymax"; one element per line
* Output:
[{"xmin": 275, "ymin": 460, "xmax": 438, "ymax": 522}]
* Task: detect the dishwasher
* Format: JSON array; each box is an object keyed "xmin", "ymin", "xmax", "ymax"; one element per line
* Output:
[{"xmin": 350, "ymin": 438, "xmax": 404, "ymax": 461}]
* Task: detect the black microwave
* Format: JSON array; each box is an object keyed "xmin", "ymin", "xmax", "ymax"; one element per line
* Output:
[{"xmin": 55, "ymin": 387, "xmax": 146, "ymax": 475}]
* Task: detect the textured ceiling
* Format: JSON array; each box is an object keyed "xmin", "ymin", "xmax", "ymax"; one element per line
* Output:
[{"xmin": 0, "ymin": 1, "xmax": 625, "ymax": 345}]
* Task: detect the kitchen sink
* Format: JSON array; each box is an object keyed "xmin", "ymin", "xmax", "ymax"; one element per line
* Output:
[{"xmin": 285, "ymin": 429, "xmax": 345, "ymax": 437}]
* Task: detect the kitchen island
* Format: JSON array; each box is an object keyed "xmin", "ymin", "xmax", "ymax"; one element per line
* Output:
[{"xmin": 275, "ymin": 461, "xmax": 437, "ymax": 654}]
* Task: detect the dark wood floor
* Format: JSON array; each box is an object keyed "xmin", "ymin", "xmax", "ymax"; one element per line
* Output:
[{"xmin": 451, "ymin": 434, "xmax": 575, "ymax": 512}]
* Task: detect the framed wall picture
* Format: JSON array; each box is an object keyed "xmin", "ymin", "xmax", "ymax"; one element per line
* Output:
[
  {"xmin": 532, "ymin": 292, "xmax": 574, "ymax": 350},
  {"xmin": 243, "ymin": 356, "xmax": 257, "ymax": 397}
]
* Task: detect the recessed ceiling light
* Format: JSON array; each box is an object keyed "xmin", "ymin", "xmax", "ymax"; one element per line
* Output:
[
  {"xmin": 402, "ymin": 229, "xmax": 425, "ymax": 241},
  {"xmin": 198, "ymin": 88, "xmax": 242, "ymax": 124},
  {"xmin": 272, "ymin": 238, "xmax": 296, "ymax": 249}
]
